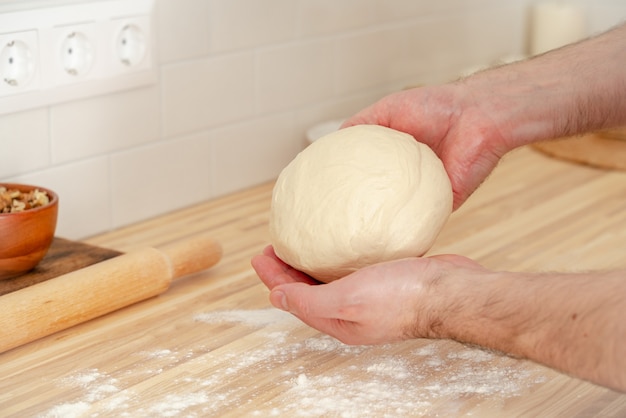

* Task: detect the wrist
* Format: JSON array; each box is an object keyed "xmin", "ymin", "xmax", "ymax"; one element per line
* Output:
[
  {"xmin": 457, "ymin": 64, "xmax": 559, "ymax": 152},
  {"xmin": 422, "ymin": 266, "xmax": 529, "ymax": 354},
  {"xmin": 459, "ymin": 23, "xmax": 626, "ymax": 149}
]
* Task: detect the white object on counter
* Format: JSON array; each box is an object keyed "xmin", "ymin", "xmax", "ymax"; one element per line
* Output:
[
  {"xmin": 305, "ymin": 119, "xmax": 345, "ymax": 144},
  {"xmin": 530, "ymin": 1, "xmax": 587, "ymax": 55}
]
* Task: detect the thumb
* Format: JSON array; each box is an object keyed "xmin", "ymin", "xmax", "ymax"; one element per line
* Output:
[
  {"xmin": 269, "ymin": 283, "xmax": 351, "ymax": 340},
  {"xmin": 269, "ymin": 282, "xmax": 314, "ymax": 315},
  {"xmin": 269, "ymin": 282, "xmax": 345, "ymax": 320}
]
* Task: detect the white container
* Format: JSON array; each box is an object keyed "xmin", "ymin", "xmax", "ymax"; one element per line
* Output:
[
  {"xmin": 530, "ymin": 2, "xmax": 586, "ymax": 55},
  {"xmin": 305, "ymin": 119, "xmax": 345, "ymax": 145}
]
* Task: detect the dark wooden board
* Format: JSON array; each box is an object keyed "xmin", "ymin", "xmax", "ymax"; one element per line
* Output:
[
  {"xmin": 0, "ymin": 237, "xmax": 122, "ymax": 296},
  {"xmin": 533, "ymin": 132, "xmax": 626, "ymax": 171}
]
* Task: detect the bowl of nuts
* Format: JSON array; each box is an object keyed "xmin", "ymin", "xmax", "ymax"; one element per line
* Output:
[{"xmin": 0, "ymin": 183, "xmax": 59, "ymax": 280}]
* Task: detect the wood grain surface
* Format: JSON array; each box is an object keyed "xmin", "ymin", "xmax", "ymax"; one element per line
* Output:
[
  {"xmin": 533, "ymin": 131, "xmax": 626, "ymax": 171},
  {"xmin": 0, "ymin": 238, "xmax": 121, "ymax": 296},
  {"xmin": 0, "ymin": 146, "xmax": 624, "ymax": 417}
]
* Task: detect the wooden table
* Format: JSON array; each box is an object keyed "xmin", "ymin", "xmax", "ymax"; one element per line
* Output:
[{"xmin": 1, "ymin": 146, "xmax": 625, "ymax": 417}]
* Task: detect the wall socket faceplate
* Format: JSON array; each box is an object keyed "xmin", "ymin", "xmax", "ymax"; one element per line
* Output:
[{"xmin": 0, "ymin": 0, "xmax": 155, "ymax": 115}]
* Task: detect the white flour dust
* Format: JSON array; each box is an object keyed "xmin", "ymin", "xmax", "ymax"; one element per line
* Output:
[
  {"xmin": 43, "ymin": 369, "xmax": 126, "ymax": 418},
  {"xmin": 39, "ymin": 308, "xmax": 544, "ymax": 418},
  {"xmin": 193, "ymin": 307, "xmax": 300, "ymax": 329}
]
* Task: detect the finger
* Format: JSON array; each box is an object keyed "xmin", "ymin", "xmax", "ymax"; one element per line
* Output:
[
  {"xmin": 251, "ymin": 253, "xmax": 318, "ymax": 290},
  {"xmin": 262, "ymin": 244, "xmax": 277, "ymax": 257},
  {"xmin": 270, "ymin": 280, "xmax": 357, "ymax": 320},
  {"xmin": 251, "ymin": 254, "xmax": 314, "ymax": 289},
  {"xmin": 269, "ymin": 283, "xmax": 362, "ymax": 342},
  {"xmin": 251, "ymin": 254, "xmax": 295, "ymax": 290},
  {"xmin": 261, "ymin": 245, "xmax": 320, "ymax": 284}
]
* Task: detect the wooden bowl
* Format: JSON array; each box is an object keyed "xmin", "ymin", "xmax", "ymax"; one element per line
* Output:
[{"xmin": 0, "ymin": 183, "xmax": 59, "ymax": 280}]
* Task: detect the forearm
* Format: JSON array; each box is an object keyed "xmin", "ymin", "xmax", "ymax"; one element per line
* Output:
[
  {"xmin": 460, "ymin": 23, "xmax": 626, "ymax": 150},
  {"xmin": 432, "ymin": 269, "xmax": 626, "ymax": 392}
]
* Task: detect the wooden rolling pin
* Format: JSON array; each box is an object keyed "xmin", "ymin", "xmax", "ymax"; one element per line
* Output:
[{"xmin": 0, "ymin": 233, "xmax": 222, "ymax": 354}]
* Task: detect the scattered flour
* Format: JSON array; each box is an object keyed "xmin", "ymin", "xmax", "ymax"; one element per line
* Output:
[
  {"xmin": 145, "ymin": 392, "xmax": 210, "ymax": 417},
  {"xmin": 39, "ymin": 308, "xmax": 544, "ymax": 417},
  {"xmin": 193, "ymin": 307, "xmax": 299, "ymax": 329},
  {"xmin": 43, "ymin": 402, "xmax": 90, "ymax": 418},
  {"xmin": 41, "ymin": 369, "xmax": 124, "ymax": 418}
]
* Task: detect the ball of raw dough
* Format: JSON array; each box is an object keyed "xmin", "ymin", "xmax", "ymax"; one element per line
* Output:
[{"xmin": 269, "ymin": 124, "xmax": 452, "ymax": 283}]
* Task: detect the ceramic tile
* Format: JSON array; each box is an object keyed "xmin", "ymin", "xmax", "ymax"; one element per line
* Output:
[
  {"xmin": 50, "ymin": 86, "xmax": 160, "ymax": 164},
  {"xmin": 294, "ymin": 90, "xmax": 389, "ymax": 147},
  {"xmin": 256, "ymin": 39, "xmax": 335, "ymax": 114},
  {"xmin": 0, "ymin": 109, "xmax": 49, "ymax": 178},
  {"xmin": 373, "ymin": 15, "xmax": 476, "ymax": 83},
  {"xmin": 156, "ymin": 0, "xmax": 211, "ymax": 63},
  {"xmin": 110, "ymin": 132, "xmax": 212, "ymax": 228},
  {"xmin": 296, "ymin": 0, "xmax": 377, "ymax": 37},
  {"xmin": 463, "ymin": 6, "xmax": 527, "ymax": 65},
  {"xmin": 586, "ymin": 1, "xmax": 626, "ymax": 34},
  {"xmin": 210, "ymin": 113, "xmax": 301, "ymax": 196},
  {"xmin": 208, "ymin": 0, "xmax": 296, "ymax": 53},
  {"xmin": 161, "ymin": 53, "xmax": 255, "ymax": 137},
  {"xmin": 373, "ymin": 0, "xmax": 464, "ymax": 21},
  {"xmin": 6, "ymin": 157, "xmax": 111, "ymax": 240},
  {"xmin": 333, "ymin": 29, "xmax": 397, "ymax": 95}
]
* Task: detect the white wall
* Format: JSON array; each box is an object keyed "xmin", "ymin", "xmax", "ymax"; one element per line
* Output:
[{"xmin": 1, "ymin": 0, "xmax": 624, "ymax": 239}]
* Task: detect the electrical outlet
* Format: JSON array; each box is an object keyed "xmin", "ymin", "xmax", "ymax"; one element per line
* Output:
[
  {"xmin": 0, "ymin": 0, "xmax": 155, "ymax": 115},
  {"xmin": 39, "ymin": 22, "xmax": 101, "ymax": 87},
  {"xmin": 109, "ymin": 15, "xmax": 152, "ymax": 75},
  {"xmin": 57, "ymin": 23, "xmax": 99, "ymax": 82},
  {"xmin": 0, "ymin": 30, "xmax": 40, "ymax": 97}
]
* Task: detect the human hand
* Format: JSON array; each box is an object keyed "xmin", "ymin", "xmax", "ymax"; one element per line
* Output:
[
  {"xmin": 251, "ymin": 245, "xmax": 486, "ymax": 345},
  {"xmin": 342, "ymin": 84, "xmax": 511, "ymax": 209}
]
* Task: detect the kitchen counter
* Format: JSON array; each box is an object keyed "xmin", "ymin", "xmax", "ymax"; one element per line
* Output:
[{"xmin": 1, "ymin": 146, "xmax": 625, "ymax": 417}]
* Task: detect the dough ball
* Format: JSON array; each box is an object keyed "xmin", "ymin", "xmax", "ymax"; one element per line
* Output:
[{"xmin": 269, "ymin": 124, "xmax": 452, "ymax": 283}]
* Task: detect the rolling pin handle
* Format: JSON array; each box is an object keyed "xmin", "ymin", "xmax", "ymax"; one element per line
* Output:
[{"xmin": 158, "ymin": 233, "xmax": 223, "ymax": 280}]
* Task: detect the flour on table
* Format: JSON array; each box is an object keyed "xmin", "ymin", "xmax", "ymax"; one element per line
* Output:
[
  {"xmin": 63, "ymin": 369, "xmax": 120, "ymax": 402},
  {"xmin": 42, "ymin": 369, "xmax": 125, "ymax": 418},
  {"xmin": 40, "ymin": 308, "xmax": 545, "ymax": 418},
  {"xmin": 193, "ymin": 307, "xmax": 300, "ymax": 329},
  {"xmin": 146, "ymin": 392, "xmax": 210, "ymax": 417}
]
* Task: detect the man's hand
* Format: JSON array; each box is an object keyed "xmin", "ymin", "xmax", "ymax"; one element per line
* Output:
[
  {"xmin": 342, "ymin": 85, "xmax": 510, "ymax": 209},
  {"xmin": 252, "ymin": 246, "xmax": 626, "ymax": 392},
  {"xmin": 251, "ymin": 245, "xmax": 485, "ymax": 345}
]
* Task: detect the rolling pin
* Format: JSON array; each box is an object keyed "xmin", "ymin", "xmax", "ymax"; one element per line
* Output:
[{"xmin": 0, "ymin": 233, "xmax": 222, "ymax": 354}]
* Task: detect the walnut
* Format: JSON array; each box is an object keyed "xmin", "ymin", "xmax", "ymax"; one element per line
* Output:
[{"xmin": 0, "ymin": 186, "xmax": 50, "ymax": 213}]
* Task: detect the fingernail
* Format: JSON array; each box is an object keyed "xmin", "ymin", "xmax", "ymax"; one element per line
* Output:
[{"xmin": 272, "ymin": 290, "xmax": 288, "ymax": 311}]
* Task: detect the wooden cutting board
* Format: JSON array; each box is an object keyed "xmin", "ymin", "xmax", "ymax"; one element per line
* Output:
[
  {"xmin": 533, "ymin": 129, "xmax": 626, "ymax": 171},
  {"xmin": 0, "ymin": 237, "xmax": 122, "ymax": 296}
]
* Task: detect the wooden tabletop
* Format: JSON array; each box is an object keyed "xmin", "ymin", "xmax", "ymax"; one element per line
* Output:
[{"xmin": 1, "ymin": 145, "xmax": 625, "ymax": 417}]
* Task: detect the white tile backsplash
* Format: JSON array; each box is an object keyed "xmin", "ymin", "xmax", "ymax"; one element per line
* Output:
[
  {"xmin": 0, "ymin": 109, "xmax": 49, "ymax": 178},
  {"xmin": 156, "ymin": 0, "xmax": 211, "ymax": 63},
  {"xmin": 7, "ymin": 157, "xmax": 111, "ymax": 239},
  {"xmin": 296, "ymin": 0, "xmax": 377, "ymax": 37},
  {"xmin": 210, "ymin": 112, "xmax": 300, "ymax": 196},
  {"xmin": 1, "ymin": 0, "xmax": 624, "ymax": 239},
  {"xmin": 50, "ymin": 87, "xmax": 160, "ymax": 164},
  {"xmin": 256, "ymin": 39, "xmax": 335, "ymax": 114},
  {"xmin": 207, "ymin": 0, "xmax": 297, "ymax": 53},
  {"xmin": 333, "ymin": 29, "xmax": 391, "ymax": 96},
  {"xmin": 373, "ymin": 0, "xmax": 464, "ymax": 21},
  {"xmin": 110, "ymin": 132, "xmax": 212, "ymax": 227},
  {"xmin": 161, "ymin": 52, "xmax": 256, "ymax": 137}
]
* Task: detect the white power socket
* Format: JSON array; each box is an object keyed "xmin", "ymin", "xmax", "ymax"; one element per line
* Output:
[
  {"xmin": 110, "ymin": 15, "xmax": 152, "ymax": 75},
  {"xmin": 0, "ymin": 0, "xmax": 155, "ymax": 115},
  {"xmin": 43, "ymin": 22, "xmax": 101, "ymax": 86},
  {"xmin": 0, "ymin": 30, "xmax": 40, "ymax": 97}
]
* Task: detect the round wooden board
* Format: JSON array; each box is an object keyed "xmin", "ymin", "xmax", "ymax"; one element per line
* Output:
[{"xmin": 533, "ymin": 132, "xmax": 626, "ymax": 171}]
